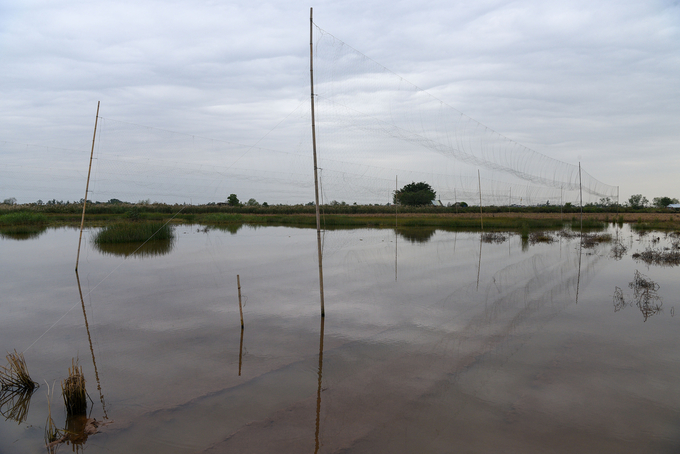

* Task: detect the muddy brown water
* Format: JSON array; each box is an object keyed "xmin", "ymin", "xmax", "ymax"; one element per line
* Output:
[{"xmin": 0, "ymin": 224, "xmax": 679, "ymax": 453}]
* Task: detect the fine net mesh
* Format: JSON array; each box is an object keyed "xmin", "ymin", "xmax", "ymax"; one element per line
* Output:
[{"xmin": 310, "ymin": 24, "xmax": 618, "ymax": 206}]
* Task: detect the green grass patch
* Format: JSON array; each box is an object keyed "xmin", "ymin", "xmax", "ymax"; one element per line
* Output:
[
  {"xmin": 0, "ymin": 212, "xmax": 47, "ymax": 226},
  {"xmin": 570, "ymin": 218, "xmax": 606, "ymax": 230},
  {"xmin": 94, "ymin": 222, "xmax": 174, "ymax": 244}
]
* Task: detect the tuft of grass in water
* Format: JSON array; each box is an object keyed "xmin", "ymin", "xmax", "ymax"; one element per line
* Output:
[
  {"xmin": 0, "ymin": 212, "xmax": 47, "ymax": 226},
  {"xmin": 529, "ymin": 231, "xmax": 555, "ymax": 244},
  {"xmin": 0, "ymin": 350, "xmax": 38, "ymax": 392},
  {"xmin": 581, "ymin": 233, "xmax": 612, "ymax": 248},
  {"xmin": 94, "ymin": 222, "xmax": 174, "ymax": 244},
  {"xmin": 61, "ymin": 359, "xmax": 87, "ymax": 416}
]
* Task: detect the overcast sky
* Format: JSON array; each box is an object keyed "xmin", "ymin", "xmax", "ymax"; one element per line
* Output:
[{"xmin": 1, "ymin": 0, "xmax": 678, "ymax": 205}]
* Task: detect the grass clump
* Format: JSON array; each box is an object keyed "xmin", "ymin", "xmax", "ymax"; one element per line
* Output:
[
  {"xmin": 0, "ymin": 350, "xmax": 38, "ymax": 392},
  {"xmin": 94, "ymin": 222, "xmax": 174, "ymax": 244},
  {"xmin": 61, "ymin": 359, "xmax": 87, "ymax": 416}
]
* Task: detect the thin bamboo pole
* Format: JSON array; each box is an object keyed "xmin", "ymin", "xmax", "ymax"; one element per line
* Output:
[
  {"xmin": 75, "ymin": 101, "xmax": 100, "ymax": 271},
  {"xmin": 478, "ymin": 169, "xmax": 483, "ymax": 230},
  {"xmin": 579, "ymin": 162, "xmax": 583, "ymax": 233},
  {"xmin": 310, "ymin": 7, "xmax": 325, "ymax": 317},
  {"xmin": 237, "ymin": 275, "xmax": 244, "ymax": 329}
]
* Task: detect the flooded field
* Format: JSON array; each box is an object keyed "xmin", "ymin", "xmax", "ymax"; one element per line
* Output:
[{"xmin": 1, "ymin": 224, "xmax": 679, "ymax": 453}]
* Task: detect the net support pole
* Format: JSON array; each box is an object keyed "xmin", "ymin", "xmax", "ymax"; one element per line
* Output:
[
  {"xmin": 478, "ymin": 169, "xmax": 483, "ymax": 230},
  {"xmin": 579, "ymin": 162, "xmax": 583, "ymax": 233},
  {"xmin": 310, "ymin": 8, "xmax": 325, "ymax": 317},
  {"xmin": 75, "ymin": 101, "xmax": 100, "ymax": 272}
]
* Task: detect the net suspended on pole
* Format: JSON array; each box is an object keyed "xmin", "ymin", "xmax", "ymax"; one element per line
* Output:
[{"xmin": 310, "ymin": 22, "xmax": 618, "ymax": 206}]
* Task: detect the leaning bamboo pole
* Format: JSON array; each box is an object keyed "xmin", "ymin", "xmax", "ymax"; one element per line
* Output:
[
  {"xmin": 310, "ymin": 8, "xmax": 325, "ymax": 317},
  {"xmin": 75, "ymin": 101, "xmax": 100, "ymax": 272}
]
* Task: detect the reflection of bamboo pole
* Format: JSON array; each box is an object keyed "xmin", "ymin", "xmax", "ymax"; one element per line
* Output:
[
  {"xmin": 238, "ymin": 326, "xmax": 244, "ymax": 376},
  {"xmin": 237, "ymin": 275, "xmax": 244, "ymax": 329},
  {"xmin": 576, "ymin": 239, "xmax": 582, "ymax": 304},
  {"xmin": 75, "ymin": 270, "xmax": 107, "ymax": 419},
  {"xmin": 314, "ymin": 316, "xmax": 325, "ymax": 454},
  {"xmin": 75, "ymin": 101, "xmax": 100, "ymax": 272},
  {"xmin": 476, "ymin": 234, "xmax": 482, "ymax": 290}
]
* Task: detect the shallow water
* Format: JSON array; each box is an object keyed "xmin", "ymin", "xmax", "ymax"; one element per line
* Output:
[{"xmin": 0, "ymin": 224, "xmax": 679, "ymax": 453}]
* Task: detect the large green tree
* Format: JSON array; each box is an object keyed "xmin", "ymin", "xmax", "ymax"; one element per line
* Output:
[
  {"xmin": 393, "ymin": 182, "xmax": 436, "ymax": 206},
  {"xmin": 227, "ymin": 194, "xmax": 240, "ymax": 206},
  {"xmin": 652, "ymin": 196, "xmax": 679, "ymax": 208},
  {"xmin": 628, "ymin": 194, "xmax": 648, "ymax": 209}
]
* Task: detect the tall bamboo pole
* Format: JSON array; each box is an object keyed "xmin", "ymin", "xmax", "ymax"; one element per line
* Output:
[
  {"xmin": 579, "ymin": 162, "xmax": 583, "ymax": 233},
  {"xmin": 75, "ymin": 101, "xmax": 100, "ymax": 272},
  {"xmin": 395, "ymin": 175, "xmax": 398, "ymax": 228},
  {"xmin": 310, "ymin": 8, "xmax": 325, "ymax": 317},
  {"xmin": 478, "ymin": 169, "xmax": 483, "ymax": 230}
]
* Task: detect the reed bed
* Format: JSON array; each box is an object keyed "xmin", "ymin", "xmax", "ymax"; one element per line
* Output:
[
  {"xmin": 0, "ymin": 350, "xmax": 38, "ymax": 392},
  {"xmin": 94, "ymin": 222, "xmax": 174, "ymax": 244},
  {"xmin": 61, "ymin": 359, "xmax": 87, "ymax": 415}
]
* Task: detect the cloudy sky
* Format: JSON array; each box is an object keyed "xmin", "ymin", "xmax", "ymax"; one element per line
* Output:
[{"xmin": 1, "ymin": 0, "xmax": 678, "ymax": 205}]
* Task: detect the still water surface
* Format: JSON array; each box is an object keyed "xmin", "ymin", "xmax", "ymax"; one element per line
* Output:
[{"xmin": 0, "ymin": 224, "xmax": 679, "ymax": 453}]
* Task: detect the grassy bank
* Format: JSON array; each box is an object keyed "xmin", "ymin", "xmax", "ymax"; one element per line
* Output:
[{"xmin": 2, "ymin": 202, "xmax": 679, "ymax": 231}]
